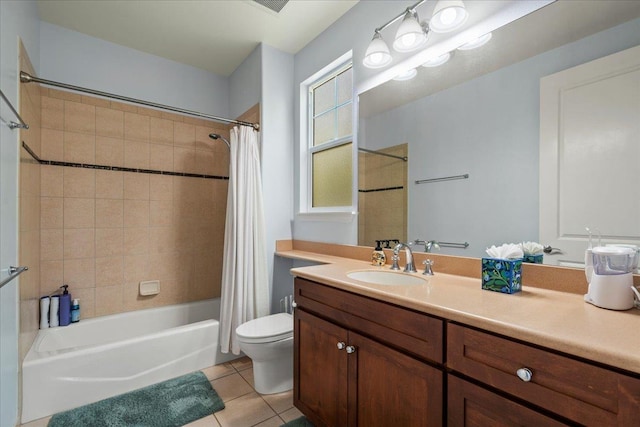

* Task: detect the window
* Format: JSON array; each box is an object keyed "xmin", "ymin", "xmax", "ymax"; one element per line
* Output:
[{"xmin": 305, "ymin": 62, "xmax": 354, "ymax": 211}]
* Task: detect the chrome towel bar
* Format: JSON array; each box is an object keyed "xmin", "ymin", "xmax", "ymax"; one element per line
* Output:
[
  {"xmin": 0, "ymin": 89, "xmax": 29, "ymax": 130},
  {"xmin": 0, "ymin": 266, "xmax": 29, "ymax": 289},
  {"xmin": 415, "ymin": 174, "xmax": 469, "ymax": 184}
]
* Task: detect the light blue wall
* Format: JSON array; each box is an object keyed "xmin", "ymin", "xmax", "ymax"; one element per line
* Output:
[
  {"xmin": 0, "ymin": 2, "xmax": 40, "ymax": 425},
  {"xmin": 229, "ymin": 45, "xmax": 261, "ymax": 119},
  {"xmin": 361, "ymin": 17, "xmax": 640, "ymax": 257},
  {"xmin": 40, "ymin": 22, "xmax": 229, "ymax": 116}
]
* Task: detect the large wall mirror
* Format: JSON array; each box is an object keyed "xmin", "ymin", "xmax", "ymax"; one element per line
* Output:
[{"xmin": 357, "ymin": 0, "xmax": 640, "ymax": 267}]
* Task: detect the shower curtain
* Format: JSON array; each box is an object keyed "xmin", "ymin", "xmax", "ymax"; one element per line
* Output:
[{"xmin": 219, "ymin": 125, "xmax": 270, "ymax": 354}]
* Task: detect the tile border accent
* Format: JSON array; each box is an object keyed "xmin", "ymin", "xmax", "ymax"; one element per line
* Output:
[{"xmin": 22, "ymin": 141, "xmax": 229, "ymax": 181}]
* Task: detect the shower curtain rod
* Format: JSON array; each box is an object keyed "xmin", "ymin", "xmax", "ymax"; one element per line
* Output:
[
  {"xmin": 358, "ymin": 147, "xmax": 407, "ymax": 162},
  {"xmin": 20, "ymin": 72, "xmax": 260, "ymax": 131}
]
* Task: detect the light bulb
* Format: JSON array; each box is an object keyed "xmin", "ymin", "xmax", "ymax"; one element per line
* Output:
[
  {"xmin": 457, "ymin": 32, "xmax": 492, "ymax": 50},
  {"xmin": 363, "ymin": 32, "xmax": 392, "ymax": 69},
  {"xmin": 393, "ymin": 68, "xmax": 417, "ymax": 81},
  {"xmin": 439, "ymin": 8, "xmax": 457, "ymax": 25},
  {"xmin": 421, "ymin": 52, "xmax": 451, "ymax": 67},
  {"xmin": 393, "ymin": 11, "xmax": 428, "ymax": 53},
  {"xmin": 430, "ymin": 0, "xmax": 468, "ymax": 33}
]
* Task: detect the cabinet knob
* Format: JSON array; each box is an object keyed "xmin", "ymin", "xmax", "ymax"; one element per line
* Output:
[
  {"xmin": 337, "ymin": 342, "xmax": 346, "ymax": 350},
  {"xmin": 516, "ymin": 367, "xmax": 533, "ymax": 382},
  {"xmin": 346, "ymin": 345, "xmax": 356, "ymax": 354}
]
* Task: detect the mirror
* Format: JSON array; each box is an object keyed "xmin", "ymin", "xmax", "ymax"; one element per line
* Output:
[{"xmin": 357, "ymin": 0, "xmax": 640, "ymax": 266}]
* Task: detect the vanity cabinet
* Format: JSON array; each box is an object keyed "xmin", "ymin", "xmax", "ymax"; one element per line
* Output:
[{"xmin": 294, "ymin": 278, "xmax": 444, "ymax": 427}]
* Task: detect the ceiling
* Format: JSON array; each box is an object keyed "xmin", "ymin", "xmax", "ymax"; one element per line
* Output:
[{"xmin": 37, "ymin": 0, "xmax": 359, "ymax": 76}]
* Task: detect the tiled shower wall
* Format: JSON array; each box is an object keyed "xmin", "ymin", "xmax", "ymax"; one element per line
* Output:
[
  {"xmin": 358, "ymin": 143, "xmax": 407, "ymax": 247},
  {"xmin": 37, "ymin": 87, "xmax": 232, "ymax": 319}
]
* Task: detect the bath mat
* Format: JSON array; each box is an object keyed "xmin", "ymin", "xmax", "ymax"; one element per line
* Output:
[
  {"xmin": 281, "ymin": 416, "xmax": 314, "ymax": 427},
  {"xmin": 48, "ymin": 371, "xmax": 224, "ymax": 427}
]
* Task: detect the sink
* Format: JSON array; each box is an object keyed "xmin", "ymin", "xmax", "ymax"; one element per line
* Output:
[{"xmin": 346, "ymin": 270, "xmax": 427, "ymax": 286}]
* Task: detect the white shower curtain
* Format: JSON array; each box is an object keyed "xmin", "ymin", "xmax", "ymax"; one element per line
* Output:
[{"xmin": 219, "ymin": 125, "xmax": 270, "ymax": 355}]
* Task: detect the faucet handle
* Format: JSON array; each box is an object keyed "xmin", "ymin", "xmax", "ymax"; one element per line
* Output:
[
  {"xmin": 390, "ymin": 254, "xmax": 401, "ymax": 270},
  {"xmin": 422, "ymin": 259, "xmax": 434, "ymax": 276}
]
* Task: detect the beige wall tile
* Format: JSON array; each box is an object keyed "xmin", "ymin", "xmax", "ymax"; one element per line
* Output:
[
  {"xmin": 195, "ymin": 126, "xmax": 216, "ymax": 150},
  {"xmin": 96, "ymin": 107, "xmax": 124, "ymax": 138},
  {"xmin": 149, "ymin": 226, "xmax": 175, "ymax": 254},
  {"xmin": 40, "ymin": 260, "xmax": 63, "ymax": 294},
  {"xmin": 81, "ymin": 95, "xmax": 110, "ymax": 108},
  {"xmin": 64, "ymin": 228, "xmax": 95, "ymax": 259},
  {"xmin": 150, "ymin": 117, "xmax": 174, "ymax": 145},
  {"xmin": 95, "ymin": 228, "xmax": 123, "ymax": 257},
  {"xmin": 123, "ymin": 254, "xmax": 149, "ymax": 284},
  {"xmin": 138, "ymin": 106, "xmax": 162, "ymax": 118},
  {"xmin": 63, "ymin": 198, "xmax": 95, "ymax": 229},
  {"xmin": 95, "ymin": 256, "xmax": 124, "ymax": 287},
  {"xmin": 110, "ymin": 101, "xmax": 137, "ymax": 113},
  {"xmin": 63, "ymin": 168, "xmax": 95, "ymax": 198},
  {"xmin": 174, "ymin": 122, "xmax": 195, "ymax": 148},
  {"xmin": 96, "ymin": 199, "xmax": 124, "ymax": 228},
  {"xmin": 96, "ymin": 170, "xmax": 123, "ymax": 199},
  {"xmin": 41, "ymin": 165, "xmax": 63, "ymax": 197},
  {"xmin": 174, "ymin": 147, "xmax": 196, "ymax": 173},
  {"xmin": 71, "ymin": 287, "xmax": 95, "ymax": 319},
  {"xmin": 124, "ymin": 140, "xmax": 150, "ymax": 168},
  {"xmin": 195, "ymin": 150, "xmax": 215, "ymax": 175},
  {"xmin": 63, "ymin": 258, "xmax": 95, "ymax": 289},
  {"xmin": 64, "ymin": 101, "xmax": 95, "ymax": 134},
  {"xmin": 150, "ymin": 143, "xmax": 174, "ymax": 171},
  {"xmin": 150, "ymin": 175, "xmax": 173, "ymax": 201},
  {"xmin": 41, "ymin": 229, "xmax": 63, "ymax": 260},
  {"xmin": 124, "ymin": 199, "xmax": 150, "ymax": 228},
  {"xmin": 41, "ymin": 128, "xmax": 63, "ymax": 161},
  {"xmin": 63, "ymin": 132, "xmax": 95, "ymax": 163},
  {"xmin": 48, "ymin": 88, "xmax": 81, "ymax": 102},
  {"xmin": 123, "ymin": 227, "xmax": 149, "ymax": 255},
  {"xmin": 95, "ymin": 136, "xmax": 124, "ymax": 167},
  {"xmin": 41, "ymin": 197, "xmax": 63, "ymax": 229},
  {"xmin": 95, "ymin": 285, "xmax": 124, "ymax": 317},
  {"xmin": 41, "ymin": 96, "xmax": 64, "ymax": 130},
  {"xmin": 124, "ymin": 112, "xmax": 150, "ymax": 141},
  {"xmin": 123, "ymin": 173, "xmax": 150, "ymax": 200},
  {"xmin": 150, "ymin": 200, "xmax": 173, "ymax": 226}
]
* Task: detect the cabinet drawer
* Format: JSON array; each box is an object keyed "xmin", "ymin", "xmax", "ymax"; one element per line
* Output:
[
  {"xmin": 295, "ymin": 278, "xmax": 443, "ymax": 363},
  {"xmin": 447, "ymin": 323, "xmax": 640, "ymax": 426}
]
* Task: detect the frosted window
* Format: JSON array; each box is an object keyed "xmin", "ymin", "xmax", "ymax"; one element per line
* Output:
[
  {"xmin": 336, "ymin": 69, "xmax": 352, "ymax": 104},
  {"xmin": 336, "ymin": 104, "xmax": 352, "ymax": 140},
  {"xmin": 314, "ymin": 79, "xmax": 334, "ymax": 115},
  {"xmin": 312, "ymin": 143, "xmax": 353, "ymax": 207},
  {"xmin": 313, "ymin": 110, "xmax": 335, "ymax": 146}
]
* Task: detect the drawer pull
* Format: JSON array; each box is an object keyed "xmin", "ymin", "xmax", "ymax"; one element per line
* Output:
[
  {"xmin": 337, "ymin": 342, "xmax": 346, "ymax": 350},
  {"xmin": 516, "ymin": 367, "xmax": 533, "ymax": 382},
  {"xmin": 346, "ymin": 345, "xmax": 356, "ymax": 354}
]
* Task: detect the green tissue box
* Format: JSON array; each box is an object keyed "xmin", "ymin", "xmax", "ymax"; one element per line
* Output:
[
  {"xmin": 523, "ymin": 254, "xmax": 543, "ymax": 264},
  {"xmin": 482, "ymin": 258, "xmax": 523, "ymax": 294}
]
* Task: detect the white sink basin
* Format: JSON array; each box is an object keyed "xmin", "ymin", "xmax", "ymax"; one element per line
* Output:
[{"xmin": 346, "ymin": 270, "xmax": 427, "ymax": 286}]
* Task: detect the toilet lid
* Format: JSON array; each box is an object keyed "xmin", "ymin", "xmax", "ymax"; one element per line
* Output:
[{"xmin": 236, "ymin": 313, "xmax": 293, "ymax": 344}]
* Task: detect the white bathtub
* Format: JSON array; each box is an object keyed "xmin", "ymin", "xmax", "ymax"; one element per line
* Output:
[{"xmin": 21, "ymin": 298, "xmax": 237, "ymax": 423}]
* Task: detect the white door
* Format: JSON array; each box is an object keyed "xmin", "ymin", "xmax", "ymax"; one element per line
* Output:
[{"xmin": 540, "ymin": 44, "xmax": 640, "ymax": 266}]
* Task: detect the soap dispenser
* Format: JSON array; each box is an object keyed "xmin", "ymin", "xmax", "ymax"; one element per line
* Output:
[
  {"xmin": 59, "ymin": 285, "xmax": 72, "ymax": 326},
  {"xmin": 372, "ymin": 240, "xmax": 386, "ymax": 266}
]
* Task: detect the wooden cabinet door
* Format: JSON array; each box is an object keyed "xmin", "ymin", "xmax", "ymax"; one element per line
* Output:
[
  {"xmin": 294, "ymin": 309, "xmax": 348, "ymax": 427},
  {"xmin": 448, "ymin": 375, "xmax": 566, "ymax": 427},
  {"xmin": 348, "ymin": 332, "xmax": 443, "ymax": 427}
]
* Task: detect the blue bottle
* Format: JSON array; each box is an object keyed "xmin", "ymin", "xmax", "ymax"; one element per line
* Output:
[{"xmin": 59, "ymin": 285, "xmax": 72, "ymax": 326}]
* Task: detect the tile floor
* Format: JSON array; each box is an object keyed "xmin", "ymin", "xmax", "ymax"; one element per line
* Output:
[{"xmin": 21, "ymin": 357, "xmax": 304, "ymax": 427}]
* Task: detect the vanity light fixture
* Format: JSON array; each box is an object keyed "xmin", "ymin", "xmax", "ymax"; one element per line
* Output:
[
  {"xmin": 457, "ymin": 32, "xmax": 493, "ymax": 50},
  {"xmin": 362, "ymin": 0, "xmax": 469, "ymax": 69},
  {"xmin": 393, "ymin": 68, "xmax": 418, "ymax": 81},
  {"xmin": 421, "ymin": 52, "xmax": 451, "ymax": 67}
]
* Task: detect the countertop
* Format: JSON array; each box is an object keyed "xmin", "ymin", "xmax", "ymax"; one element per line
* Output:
[{"xmin": 279, "ymin": 249, "xmax": 640, "ymax": 376}]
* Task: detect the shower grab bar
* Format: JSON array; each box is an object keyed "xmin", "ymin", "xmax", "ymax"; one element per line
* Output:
[
  {"xmin": 438, "ymin": 241, "xmax": 469, "ymax": 249},
  {"xmin": 0, "ymin": 89, "xmax": 29, "ymax": 130},
  {"xmin": 415, "ymin": 174, "xmax": 469, "ymax": 184},
  {"xmin": 20, "ymin": 72, "xmax": 259, "ymax": 131},
  {"xmin": 0, "ymin": 266, "xmax": 29, "ymax": 289},
  {"xmin": 358, "ymin": 147, "xmax": 407, "ymax": 162}
]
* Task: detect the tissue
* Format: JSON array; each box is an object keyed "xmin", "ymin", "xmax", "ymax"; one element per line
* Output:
[
  {"xmin": 521, "ymin": 241, "xmax": 544, "ymax": 264},
  {"xmin": 482, "ymin": 243, "xmax": 523, "ymax": 294}
]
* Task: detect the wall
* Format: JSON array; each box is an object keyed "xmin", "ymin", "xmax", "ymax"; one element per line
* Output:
[
  {"xmin": 37, "ymin": 87, "xmax": 230, "ymax": 318},
  {"xmin": 0, "ymin": 1, "xmax": 40, "ymax": 425},
  {"xmin": 360, "ymin": 16, "xmax": 640, "ymax": 257}
]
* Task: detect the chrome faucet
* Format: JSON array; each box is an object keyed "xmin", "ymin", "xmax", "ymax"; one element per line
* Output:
[
  {"xmin": 413, "ymin": 239, "xmax": 440, "ymax": 253},
  {"xmin": 391, "ymin": 242, "xmax": 417, "ymax": 273}
]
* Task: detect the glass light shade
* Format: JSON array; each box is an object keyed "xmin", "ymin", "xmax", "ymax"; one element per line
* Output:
[
  {"xmin": 393, "ymin": 68, "xmax": 418, "ymax": 81},
  {"xmin": 421, "ymin": 52, "xmax": 451, "ymax": 67},
  {"xmin": 430, "ymin": 0, "xmax": 468, "ymax": 33},
  {"xmin": 363, "ymin": 32, "xmax": 392, "ymax": 69},
  {"xmin": 393, "ymin": 11, "xmax": 428, "ymax": 53},
  {"xmin": 457, "ymin": 32, "xmax": 492, "ymax": 50}
]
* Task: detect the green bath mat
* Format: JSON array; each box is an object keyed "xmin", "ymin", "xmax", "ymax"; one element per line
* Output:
[
  {"xmin": 48, "ymin": 371, "xmax": 224, "ymax": 427},
  {"xmin": 281, "ymin": 416, "xmax": 314, "ymax": 427}
]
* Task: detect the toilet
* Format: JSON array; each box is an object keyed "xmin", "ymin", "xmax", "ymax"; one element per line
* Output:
[{"xmin": 236, "ymin": 313, "xmax": 293, "ymax": 394}]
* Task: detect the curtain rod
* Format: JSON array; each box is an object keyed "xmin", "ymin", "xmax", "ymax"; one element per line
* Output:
[
  {"xmin": 358, "ymin": 147, "xmax": 407, "ymax": 162},
  {"xmin": 20, "ymin": 72, "xmax": 259, "ymax": 131}
]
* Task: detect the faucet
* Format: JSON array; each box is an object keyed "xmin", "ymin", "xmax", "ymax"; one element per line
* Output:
[
  {"xmin": 390, "ymin": 242, "xmax": 417, "ymax": 273},
  {"xmin": 413, "ymin": 239, "xmax": 440, "ymax": 253}
]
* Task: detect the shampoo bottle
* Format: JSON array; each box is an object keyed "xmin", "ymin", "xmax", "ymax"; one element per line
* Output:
[
  {"xmin": 71, "ymin": 299, "xmax": 80, "ymax": 323},
  {"xmin": 372, "ymin": 240, "xmax": 386, "ymax": 266},
  {"xmin": 59, "ymin": 285, "xmax": 71, "ymax": 326}
]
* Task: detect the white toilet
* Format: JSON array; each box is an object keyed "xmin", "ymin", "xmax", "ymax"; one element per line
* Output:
[{"xmin": 236, "ymin": 313, "xmax": 293, "ymax": 394}]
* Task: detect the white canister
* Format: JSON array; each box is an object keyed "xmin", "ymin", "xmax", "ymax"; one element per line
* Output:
[
  {"xmin": 50, "ymin": 295, "xmax": 60, "ymax": 327},
  {"xmin": 39, "ymin": 296, "xmax": 50, "ymax": 329}
]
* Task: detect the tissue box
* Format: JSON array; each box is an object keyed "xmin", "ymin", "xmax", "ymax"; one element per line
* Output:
[
  {"xmin": 523, "ymin": 254, "xmax": 543, "ymax": 264},
  {"xmin": 482, "ymin": 258, "xmax": 523, "ymax": 294}
]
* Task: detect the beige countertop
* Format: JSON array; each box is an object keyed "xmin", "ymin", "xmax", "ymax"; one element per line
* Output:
[{"xmin": 279, "ymin": 249, "xmax": 640, "ymax": 376}]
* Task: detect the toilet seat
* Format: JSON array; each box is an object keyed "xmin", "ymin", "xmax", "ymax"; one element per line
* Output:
[{"xmin": 236, "ymin": 313, "xmax": 293, "ymax": 344}]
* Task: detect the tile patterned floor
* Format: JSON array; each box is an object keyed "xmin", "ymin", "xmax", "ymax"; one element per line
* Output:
[{"xmin": 21, "ymin": 357, "xmax": 303, "ymax": 427}]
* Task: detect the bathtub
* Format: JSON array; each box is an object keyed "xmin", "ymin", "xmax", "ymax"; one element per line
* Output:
[{"xmin": 21, "ymin": 298, "xmax": 237, "ymax": 423}]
